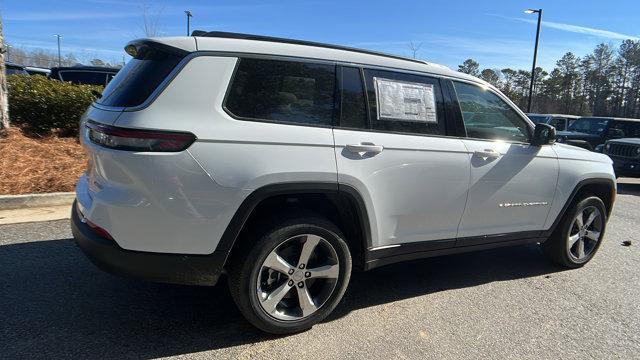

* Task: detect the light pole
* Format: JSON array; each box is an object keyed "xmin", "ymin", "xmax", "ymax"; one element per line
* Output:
[
  {"xmin": 4, "ymin": 44, "xmax": 11, "ymax": 62},
  {"xmin": 185, "ymin": 10, "xmax": 193, "ymax": 36},
  {"xmin": 525, "ymin": 8, "xmax": 542, "ymax": 113},
  {"xmin": 53, "ymin": 34, "xmax": 62, "ymax": 67}
]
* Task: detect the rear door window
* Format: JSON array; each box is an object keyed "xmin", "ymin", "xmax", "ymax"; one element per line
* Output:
[
  {"xmin": 339, "ymin": 66, "xmax": 367, "ymax": 129},
  {"xmin": 225, "ymin": 58, "xmax": 336, "ymax": 126},
  {"xmin": 363, "ymin": 69, "xmax": 445, "ymax": 135}
]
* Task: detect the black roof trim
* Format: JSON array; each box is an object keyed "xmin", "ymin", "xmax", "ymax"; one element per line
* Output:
[
  {"xmin": 50, "ymin": 66, "xmax": 120, "ymax": 72},
  {"xmin": 191, "ymin": 30, "xmax": 429, "ymax": 66}
]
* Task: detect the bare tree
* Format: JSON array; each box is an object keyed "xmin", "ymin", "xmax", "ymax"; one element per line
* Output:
[
  {"xmin": 408, "ymin": 41, "xmax": 422, "ymax": 59},
  {"xmin": 141, "ymin": 1, "xmax": 164, "ymax": 37},
  {"xmin": 0, "ymin": 15, "xmax": 9, "ymax": 129}
]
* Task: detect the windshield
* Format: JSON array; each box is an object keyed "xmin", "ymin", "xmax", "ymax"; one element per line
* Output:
[
  {"xmin": 567, "ymin": 117, "xmax": 610, "ymax": 135},
  {"xmin": 527, "ymin": 115, "xmax": 549, "ymax": 123}
]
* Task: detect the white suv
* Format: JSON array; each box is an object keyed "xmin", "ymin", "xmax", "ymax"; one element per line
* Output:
[{"xmin": 72, "ymin": 32, "xmax": 616, "ymax": 334}]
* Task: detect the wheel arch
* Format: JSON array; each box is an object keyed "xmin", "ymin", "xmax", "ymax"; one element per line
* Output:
[
  {"xmin": 542, "ymin": 177, "xmax": 615, "ymax": 238},
  {"xmin": 218, "ymin": 182, "xmax": 372, "ymax": 270}
]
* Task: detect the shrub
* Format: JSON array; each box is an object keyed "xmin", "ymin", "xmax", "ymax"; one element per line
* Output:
[{"xmin": 7, "ymin": 74, "xmax": 102, "ymax": 136}]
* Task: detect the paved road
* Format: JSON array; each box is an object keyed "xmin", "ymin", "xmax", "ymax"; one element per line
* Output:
[{"xmin": 1, "ymin": 182, "xmax": 639, "ymax": 359}]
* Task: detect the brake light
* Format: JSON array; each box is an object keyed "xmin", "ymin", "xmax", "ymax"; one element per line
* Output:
[{"xmin": 86, "ymin": 121, "xmax": 196, "ymax": 152}]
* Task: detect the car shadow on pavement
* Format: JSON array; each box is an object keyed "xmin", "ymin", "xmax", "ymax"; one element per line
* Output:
[{"xmin": 0, "ymin": 238, "xmax": 564, "ymax": 359}]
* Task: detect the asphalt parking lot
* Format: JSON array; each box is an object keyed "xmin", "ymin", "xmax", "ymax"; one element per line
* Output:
[{"xmin": 1, "ymin": 181, "xmax": 639, "ymax": 359}]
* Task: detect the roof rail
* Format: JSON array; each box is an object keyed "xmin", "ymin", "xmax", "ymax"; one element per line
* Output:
[{"xmin": 191, "ymin": 30, "xmax": 429, "ymax": 65}]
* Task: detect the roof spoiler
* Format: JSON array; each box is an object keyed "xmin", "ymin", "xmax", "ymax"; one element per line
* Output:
[{"xmin": 124, "ymin": 39, "xmax": 190, "ymax": 59}]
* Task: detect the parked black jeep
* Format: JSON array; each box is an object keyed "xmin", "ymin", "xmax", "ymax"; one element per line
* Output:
[
  {"xmin": 49, "ymin": 66, "xmax": 119, "ymax": 86},
  {"xmin": 527, "ymin": 113, "xmax": 578, "ymax": 131},
  {"xmin": 556, "ymin": 117, "xmax": 640, "ymax": 150},
  {"xmin": 602, "ymin": 138, "xmax": 640, "ymax": 178}
]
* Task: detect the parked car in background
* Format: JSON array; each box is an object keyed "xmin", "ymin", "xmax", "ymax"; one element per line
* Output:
[
  {"xmin": 50, "ymin": 66, "xmax": 119, "ymax": 86},
  {"xmin": 5, "ymin": 62, "xmax": 28, "ymax": 75},
  {"xmin": 601, "ymin": 138, "xmax": 640, "ymax": 177},
  {"xmin": 72, "ymin": 32, "xmax": 616, "ymax": 334},
  {"xmin": 527, "ymin": 113, "xmax": 579, "ymax": 131},
  {"xmin": 25, "ymin": 66, "xmax": 51, "ymax": 76},
  {"xmin": 556, "ymin": 117, "xmax": 640, "ymax": 150}
]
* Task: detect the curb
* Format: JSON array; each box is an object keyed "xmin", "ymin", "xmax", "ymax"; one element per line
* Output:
[{"xmin": 0, "ymin": 192, "xmax": 75, "ymax": 210}]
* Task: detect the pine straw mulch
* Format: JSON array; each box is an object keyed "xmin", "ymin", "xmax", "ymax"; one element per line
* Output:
[{"xmin": 0, "ymin": 127, "xmax": 87, "ymax": 195}]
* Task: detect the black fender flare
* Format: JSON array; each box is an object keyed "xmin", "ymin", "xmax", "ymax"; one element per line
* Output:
[
  {"xmin": 541, "ymin": 177, "xmax": 616, "ymax": 238},
  {"xmin": 216, "ymin": 182, "xmax": 372, "ymax": 259}
]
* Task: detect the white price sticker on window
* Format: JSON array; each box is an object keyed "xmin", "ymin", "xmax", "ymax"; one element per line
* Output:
[{"xmin": 374, "ymin": 77, "xmax": 437, "ymax": 123}]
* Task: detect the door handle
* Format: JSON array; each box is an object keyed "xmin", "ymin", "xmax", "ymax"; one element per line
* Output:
[
  {"xmin": 346, "ymin": 143, "xmax": 384, "ymax": 154},
  {"xmin": 473, "ymin": 149, "xmax": 500, "ymax": 158}
]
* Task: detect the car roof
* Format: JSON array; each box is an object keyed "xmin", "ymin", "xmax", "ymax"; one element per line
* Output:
[
  {"xmin": 143, "ymin": 32, "xmax": 489, "ymax": 87},
  {"xmin": 50, "ymin": 66, "xmax": 119, "ymax": 72},
  {"xmin": 5, "ymin": 62, "xmax": 26, "ymax": 69},
  {"xmin": 580, "ymin": 116, "xmax": 640, "ymax": 122},
  {"xmin": 527, "ymin": 113, "xmax": 580, "ymax": 118}
]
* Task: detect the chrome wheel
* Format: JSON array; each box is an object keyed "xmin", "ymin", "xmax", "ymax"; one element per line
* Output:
[
  {"xmin": 567, "ymin": 206, "xmax": 603, "ymax": 261},
  {"xmin": 256, "ymin": 234, "xmax": 340, "ymax": 321}
]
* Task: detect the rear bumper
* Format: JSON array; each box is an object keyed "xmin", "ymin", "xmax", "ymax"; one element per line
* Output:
[{"xmin": 71, "ymin": 201, "xmax": 227, "ymax": 286}]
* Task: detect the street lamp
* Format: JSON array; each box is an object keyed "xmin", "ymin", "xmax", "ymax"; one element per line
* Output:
[
  {"xmin": 4, "ymin": 44, "xmax": 12, "ymax": 62},
  {"xmin": 53, "ymin": 34, "xmax": 62, "ymax": 67},
  {"xmin": 525, "ymin": 8, "xmax": 542, "ymax": 113},
  {"xmin": 185, "ymin": 10, "xmax": 193, "ymax": 36}
]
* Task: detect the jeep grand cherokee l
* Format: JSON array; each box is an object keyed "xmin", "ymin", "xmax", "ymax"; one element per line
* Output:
[{"xmin": 72, "ymin": 32, "xmax": 616, "ymax": 334}]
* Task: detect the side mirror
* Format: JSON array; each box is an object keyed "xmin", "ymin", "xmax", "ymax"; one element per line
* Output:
[{"xmin": 532, "ymin": 123, "xmax": 556, "ymax": 146}]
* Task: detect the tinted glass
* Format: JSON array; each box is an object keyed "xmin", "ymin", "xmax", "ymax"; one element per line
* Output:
[
  {"xmin": 453, "ymin": 81, "xmax": 529, "ymax": 142},
  {"xmin": 527, "ymin": 115, "xmax": 549, "ymax": 123},
  {"xmin": 97, "ymin": 50, "xmax": 182, "ymax": 107},
  {"xmin": 60, "ymin": 71, "xmax": 107, "ymax": 85},
  {"xmin": 549, "ymin": 118, "xmax": 566, "ymax": 131},
  {"xmin": 363, "ymin": 69, "xmax": 444, "ymax": 135},
  {"xmin": 5, "ymin": 65, "xmax": 28, "ymax": 75},
  {"xmin": 610, "ymin": 120, "xmax": 640, "ymax": 137},
  {"xmin": 340, "ymin": 67, "xmax": 367, "ymax": 129},
  {"xmin": 226, "ymin": 58, "xmax": 335, "ymax": 126},
  {"xmin": 567, "ymin": 118, "xmax": 610, "ymax": 135}
]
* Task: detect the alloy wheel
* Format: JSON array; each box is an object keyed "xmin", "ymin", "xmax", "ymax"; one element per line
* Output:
[
  {"xmin": 256, "ymin": 234, "xmax": 340, "ymax": 321},
  {"xmin": 567, "ymin": 205, "xmax": 603, "ymax": 261}
]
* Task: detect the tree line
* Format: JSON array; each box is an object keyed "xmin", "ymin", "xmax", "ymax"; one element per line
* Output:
[
  {"xmin": 457, "ymin": 40, "xmax": 640, "ymax": 118},
  {"xmin": 6, "ymin": 46, "xmax": 123, "ymax": 69}
]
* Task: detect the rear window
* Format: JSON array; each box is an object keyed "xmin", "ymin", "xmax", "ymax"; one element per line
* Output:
[
  {"xmin": 59, "ymin": 71, "xmax": 108, "ymax": 85},
  {"xmin": 97, "ymin": 49, "xmax": 183, "ymax": 108},
  {"xmin": 225, "ymin": 58, "xmax": 336, "ymax": 126}
]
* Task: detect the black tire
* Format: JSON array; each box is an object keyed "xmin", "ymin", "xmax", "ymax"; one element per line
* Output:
[
  {"xmin": 543, "ymin": 196, "xmax": 607, "ymax": 268},
  {"xmin": 228, "ymin": 215, "xmax": 352, "ymax": 334}
]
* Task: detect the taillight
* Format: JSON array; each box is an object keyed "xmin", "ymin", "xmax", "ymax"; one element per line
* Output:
[{"xmin": 86, "ymin": 121, "xmax": 196, "ymax": 152}]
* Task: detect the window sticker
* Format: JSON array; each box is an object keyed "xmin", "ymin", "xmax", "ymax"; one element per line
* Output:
[{"xmin": 373, "ymin": 77, "xmax": 437, "ymax": 123}]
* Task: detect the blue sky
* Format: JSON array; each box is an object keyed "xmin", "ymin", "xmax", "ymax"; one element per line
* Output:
[{"xmin": 3, "ymin": 0, "xmax": 639, "ymax": 70}]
